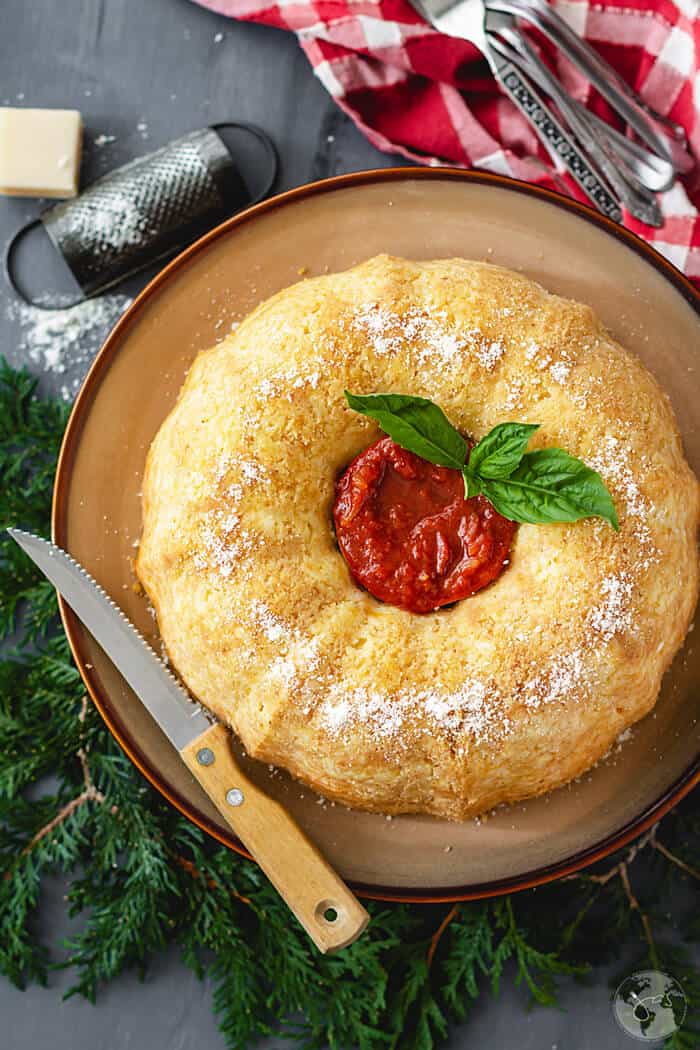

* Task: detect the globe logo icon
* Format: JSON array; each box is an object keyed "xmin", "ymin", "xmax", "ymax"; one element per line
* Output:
[{"xmin": 613, "ymin": 971, "xmax": 687, "ymax": 1041}]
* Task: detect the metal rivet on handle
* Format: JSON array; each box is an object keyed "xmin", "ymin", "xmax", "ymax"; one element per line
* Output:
[
  {"xmin": 197, "ymin": 748, "xmax": 215, "ymax": 766},
  {"xmin": 226, "ymin": 788, "xmax": 244, "ymax": 807}
]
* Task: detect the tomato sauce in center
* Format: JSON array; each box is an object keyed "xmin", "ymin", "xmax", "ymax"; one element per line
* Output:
[{"xmin": 333, "ymin": 437, "xmax": 516, "ymax": 613}]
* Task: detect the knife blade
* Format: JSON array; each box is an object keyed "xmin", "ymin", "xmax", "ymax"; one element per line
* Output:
[
  {"xmin": 8, "ymin": 528, "xmax": 211, "ymax": 749},
  {"xmin": 8, "ymin": 527, "xmax": 370, "ymax": 952}
]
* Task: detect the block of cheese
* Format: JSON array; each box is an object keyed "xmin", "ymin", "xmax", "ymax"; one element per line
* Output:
[{"xmin": 0, "ymin": 107, "xmax": 83, "ymax": 198}]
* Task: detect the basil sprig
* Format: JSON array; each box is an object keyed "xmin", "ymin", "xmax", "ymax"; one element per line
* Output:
[{"xmin": 344, "ymin": 391, "xmax": 619, "ymax": 530}]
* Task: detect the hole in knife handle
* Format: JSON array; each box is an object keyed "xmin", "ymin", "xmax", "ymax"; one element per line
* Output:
[{"xmin": 315, "ymin": 900, "xmax": 340, "ymax": 924}]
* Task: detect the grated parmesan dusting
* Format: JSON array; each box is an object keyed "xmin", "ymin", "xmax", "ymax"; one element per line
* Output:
[
  {"xmin": 587, "ymin": 435, "xmax": 656, "ymax": 562},
  {"xmin": 192, "ymin": 455, "xmax": 269, "ymax": 579},
  {"xmin": 421, "ymin": 678, "xmax": 502, "ymax": 739},
  {"xmin": 179, "ymin": 286, "xmax": 665, "ymax": 762},
  {"xmin": 6, "ymin": 294, "xmax": 132, "ymax": 401},
  {"xmin": 615, "ymin": 727, "xmax": 634, "ymax": 749},
  {"xmin": 250, "ymin": 600, "xmax": 288, "ymax": 642},
  {"xmin": 589, "ymin": 572, "xmax": 634, "ymax": 641},
  {"xmin": 251, "ymin": 602, "xmax": 323, "ymax": 694},
  {"xmin": 524, "ymin": 338, "xmax": 540, "ymax": 361},
  {"xmin": 549, "ymin": 360, "xmax": 571, "ymax": 384},
  {"xmin": 194, "ymin": 510, "xmax": 258, "ymax": 578},
  {"xmin": 254, "ymin": 367, "xmax": 320, "ymax": 402},
  {"xmin": 351, "ymin": 302, "xmax": 507, "ymax": 371},
  {"xmin": 522, "ymin": 649, "xmax": 590, "ymax": 709},
  {"xmin": 502, "ymin": 378, "xmax": 525, "ymax": 411},
  {"xmin": 476, "ymin": 339, "xmax": 505, "ymax": 371},
  {"xmin": 588, "ymin": 436, "xmax": 648, "ymax": 521},
  {"xmin": 524, "ymin": 337, "xmax": 574, "ymax": 387},
  {"xmin": 240, "ymin": 459, "xmax": 266, "ymax": 483},
  {"xmin": 317, "ymin": 677, "xmax": 508, "ymax": 749}
]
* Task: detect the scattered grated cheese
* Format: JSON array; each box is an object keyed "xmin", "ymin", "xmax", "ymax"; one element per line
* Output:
[
  {"xmin": 524, "ymin": 338, "xmax": 540, "ymax": 361},
  {"xmin": 587, "ymin": 435, "xmax": 657, "ymax": 562},
  {"xmin": 192, "ymin": 455, "xmax": 268, "ymax": 580},
  {"xmin": 250, "ymin": 600, "xmax": 289, "ymax": 643},
  {"xmin": 615, "ymin": 727, "xmax": 634, "ymax": 749},
  {"xmin": 522, "ymin": 649, "xmax": 590, "ymax": 709},
  {"xmin": 476, "ymin": 339, "xmax": 505, "ymax": 371},
  {"xmin": 502, "ymin": 378, "xmax": 525, "ymax": 411},
  {"xmin": 589, "ymin": 572, "xmax": 634, "ymax": 641},
  {"xmin": 351, "ymin": 302, "xmax": 507, "ymax": 371},
  {"xmin": 253, "ymin": 367, "xmax": 320, "ymax": 402},
  {"xmin": 523, "ymin": 336, "xmax": 575, "ymax": 386},
  {"xmin": 588, "ymin": 436, "xmax": 648, "ymax": 522},
  {"xmin": 549, "ymin": 360, "xmax": 571, "ymax": 384},
  {"xmin": 6, "ymin": 294, "xmax": 132, "ymax": 401}
]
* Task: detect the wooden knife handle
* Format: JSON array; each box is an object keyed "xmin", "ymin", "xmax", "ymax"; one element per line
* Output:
[{"xmin": 181, "ymin": 722, "xmax": 369, "ymax": 953}]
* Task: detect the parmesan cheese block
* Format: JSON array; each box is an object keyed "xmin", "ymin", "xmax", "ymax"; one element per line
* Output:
[{"xmin": 0, "ymin": 107, "xmax": 82, "ymax": 198}]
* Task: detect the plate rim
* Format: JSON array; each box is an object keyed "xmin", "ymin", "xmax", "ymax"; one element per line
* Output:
[{"xmin": 52, "ymin": 166, "xmax": 700, "ymax": 903}]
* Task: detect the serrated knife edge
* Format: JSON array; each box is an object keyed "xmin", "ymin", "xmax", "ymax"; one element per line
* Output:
[
  {"xmin": 8, "ymin": 529, "xmax": 212, "ymax": 750},
  {"xmin": 8, "ymin": 529, "xmax": 371, "ymax": 952}
]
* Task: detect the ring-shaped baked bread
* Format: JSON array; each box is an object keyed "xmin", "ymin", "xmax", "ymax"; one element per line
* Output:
[{"xmin": 137, "ymin": 255, "xmax": 700, "ymax": 820}]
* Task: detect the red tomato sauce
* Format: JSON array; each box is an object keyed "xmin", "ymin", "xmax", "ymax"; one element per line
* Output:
[{"xmin": 333, "ymin": 437, "xmax": 516, "ymax": 614}]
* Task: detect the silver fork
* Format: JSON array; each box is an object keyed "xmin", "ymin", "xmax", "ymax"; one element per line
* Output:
[
  {"xmin": 409, "ymin": 0, "xmax": 623, "ymax": 221},
  {"xmin": 486, "ymin": 9, "xmax": 663, "ymax": 225},
  {"xmin": 484, "ymin": 7, "xmax": 674, "ymax": 192},
  {"xmin": 490, "ymin": 0, "xmax": 692, "ymax": 175}
]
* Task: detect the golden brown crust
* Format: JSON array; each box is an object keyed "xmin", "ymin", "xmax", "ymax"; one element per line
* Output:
[{"xmin": 136, "ymin": 255, "xmax": 700, "ymax": 820}]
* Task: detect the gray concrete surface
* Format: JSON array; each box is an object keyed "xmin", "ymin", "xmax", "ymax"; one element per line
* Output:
[{"xmin": 0, "ymin": 0, "xmax": 696, "ymax": 1047}]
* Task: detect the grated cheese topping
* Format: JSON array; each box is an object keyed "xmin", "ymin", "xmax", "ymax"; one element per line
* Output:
[
  {"xmin": 179, "ymin": 297, "xmax": 661, "ymax": 757},
  {"xmin": 350, "ymin": 301, "xmax": 509, "ymax": 371}
]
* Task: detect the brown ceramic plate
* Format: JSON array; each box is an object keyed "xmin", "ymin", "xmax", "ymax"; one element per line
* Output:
[{"xmin": 53, "ymin": 169, "xmax": 700, "ymax": 902}]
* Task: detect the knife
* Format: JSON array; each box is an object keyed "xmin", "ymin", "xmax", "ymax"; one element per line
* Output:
[{"xmin": 8, "ymin": 528, "xmax": 369, "ymax": 953}]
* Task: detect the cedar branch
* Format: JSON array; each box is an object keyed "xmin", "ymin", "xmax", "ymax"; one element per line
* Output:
[
  {"xmin": 566, "ymin": 826, "xmax": 661, "ymax": 968},
  {"xmin": 16, "ymin": 696, "xmax": 106, "ymax": 860},
  {"xmin": 171, "ymin": 853, "xmax": 252, "ymax": 905},
  {"xmin": 650, "ymin": 827, "xmax": 700, "ymax": 882},
  {"xmin": 618, "ymin": 861, "xmax": 659, "ymax": 969},
  {"xmin": 427, "ymin": 904, "xmax": 460, "ymax": 968},
  {"xmin": 21, "ymin": 786, "xmax": 103, "ymax": 856}
]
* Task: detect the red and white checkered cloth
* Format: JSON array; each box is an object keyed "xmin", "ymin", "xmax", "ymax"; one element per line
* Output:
[{"xmin": 196, "ymin": 0, "xmax": 700, "ymax": 284}]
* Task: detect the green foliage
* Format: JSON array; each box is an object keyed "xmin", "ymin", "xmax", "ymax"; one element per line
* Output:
[
  {"xmin": 344, "ymin": 389, "xmax": 618, "ymax": 528},
  {"xmin": 344, "ymin": 391, "xmax": 468, "ymax": 471},
  {"xmin": 491, "ymin": 897, "xmax": 586, "ymax": 1005},
  {"xmin": 0, "ymin": 358, "xmax": 698, "ymax": 1049},
  {"xmin": 0, "ymin": 360, "xmax": 70, "ymax": 638}
]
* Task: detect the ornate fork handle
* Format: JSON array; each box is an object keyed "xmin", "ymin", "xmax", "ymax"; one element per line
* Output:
[
  {"xmin": 490, "ymin": 0, "xmax": 692, "ymax": 173},
  {"xmin": 491, "ymin": 25, "xmax": 662, "ymax": 227},
  {"xmin": 491, "ymin": 58, "xmax": 622, "ymax": 222}
]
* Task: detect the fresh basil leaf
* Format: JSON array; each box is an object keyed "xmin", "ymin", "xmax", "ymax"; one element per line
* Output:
[
  {"xmin": 345, "ymin": 391, "xmax": 618, "ymax": 530},
  {"xmin": 345, "ymin": 391, "xmax": 467, "ymax": 470},
  {"xmin": 462, "ymin": 468, "xmax": 481, "ymax": 500},
  {"xmin": 468, "ymin": 422, "xmax": 540, "ymax": 478},
  {"xmin": 478, "ymin": 448, "xmax": 619, "ymax": 530}
]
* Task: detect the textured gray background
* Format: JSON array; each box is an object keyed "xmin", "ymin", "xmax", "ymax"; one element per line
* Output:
[{"xmin": 0, "ymin": 0, "xmax": 695, "ymax": 1047}]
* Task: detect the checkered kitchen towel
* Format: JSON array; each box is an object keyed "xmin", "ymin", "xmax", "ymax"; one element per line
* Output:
[{"xmin": 196, "ymin": 0, "xmax": 700, "ymax": 283}]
